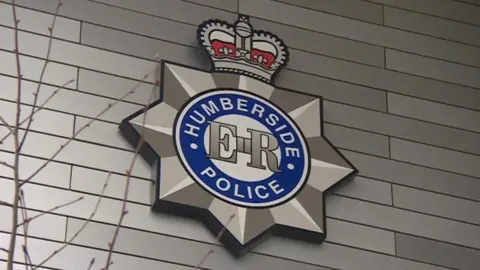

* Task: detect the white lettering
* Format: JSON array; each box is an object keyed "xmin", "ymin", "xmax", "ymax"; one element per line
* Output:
[
  {"xmin": 184, "ymin": 123, "xmax": 200, "ymax": 137},
  {"xmin": 234, "ymin": 184, "xmax": 245, "ymax": 198},
  {"xmin": 280, "ymin": 132, "xmax": 295, "ymax": 144},
  {"xmin": 268, "ymin": 180, "xmax": 285, "ymax": 195},
  {"xmin": 247, "ymin": 186, "xmax": 253, "ymax": 199},
  {"xmin": 220, "ymin": 98, "xmax": 233, "ymax": 110},
  {"xmin": 285, "ymin": 147, "xmax": 300, "ymax": 158},
  {"xmin": 200, "ymin": 166, "xmax": 216, "ymax": 177},
  {"xmin": 216, "ymin": 178, "xmax": 230, "ymax": 191},
  {"xmin": 237, "ymin": 98, "xmax": 248, "ymax": 112},
  {"xmin": 189, "ymin": 110, "xmax": 206, "ymax": 124},
  {"xmin": 265, "ymin": 113, "xmax": 279, "ymax": 127},
  {"xmin": 274, "ymin": 124, "xmax": 287, "ymax": 132},
  {"xmin": 251, "ymin": 104, "xmax": 265, "ymax": 118},
  {"xmin": 201, "ymin": 101, "xmax": 219, "ymax": 116},
  {"xmin": 255, "ymin": 185, "xmax": 269, "ymax": 199}
]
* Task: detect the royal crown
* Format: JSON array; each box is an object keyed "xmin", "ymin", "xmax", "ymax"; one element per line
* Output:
[{"xmin": 197, "ymin": 15, "xmax": 289, "ymax": 83}]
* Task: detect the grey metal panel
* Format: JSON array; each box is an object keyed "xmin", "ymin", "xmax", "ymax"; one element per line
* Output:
[
  {"xmin": 393, "ymin": 185, "xmax": 480, "ymax": 225},
  {"xmin": 0, "ymin": 177, "xmax": 217, "ymax": 243},
  {"xmin": 388, "ymin": 93, "xmax": 480, "ymax": 133},
  {"xmin": 325, "ymin": 218, "xmax": 395, "ymax": 254},
  {"xmin": 387, "ymin": 49, "xmax": 480, "ymax": 90},
  {"xmin": 276, "ymin": 69, "xmax": 387, "ymax": 111},
  {"xmin": 68, "ymin": 163, "xmax": 396, "ymax": 254},
  {"xmin": 0, "ymin": 205, "xmax": 67, "ymax": 242},
  {"xmin": 0, "ymin": 51, "xmax": 78, "ymax": 88},
  {"xmin": 324, "ymin": 123, "xmax": 390, "ymax": 157},
  {"xmin": 0, "ymin": 75, "xmax": 144, "ymax": 124},
  {"xmin": 390, "ymin": 138, "xmax": 480, "ymax": 178},
  {"xmin": 368, "ymin": 0, "xmax": 480, "ymax": 26},
  {"xmin": 0, "ymin": 100, "xmax": 75, "ymax": 138},
  {"xmin": 325, "ymin": 101, "xmax": 480, "ymax": 156},
  {"xmin": 78, "ymin": 68, "xmax": 155, "ymax": 105},
  {"xmin": 71, "ymin": 166, "xmax": 151, "ymax": 205},
  {"xmin": 95, "ymin": 0, "xmax": 236, "ymax": 26},
  {"xmin": 335, "ymin": 176, "xmax": 392, "ymax": 205},
  {"xmin": 0, "ymin": 131, "xmax": 151, "ymax": 179},
  {"xmin": 80, "ymin": 23, "xmax": 205, "ymax": 70},
  {"xmin": 67, "ymin": 218, "xmax": 331, "ymax": 270},
  {"xmin": 286, "ymin": 47, "xmax": 480, "ymax": 112},
  {"xmin": 9, "ymin": 0, "xmax": 198, "ymax": 47},
  {"xmin": 249, "ymin": 17, "xmax": 385, "ymax": 67},
  {"xmin": 384, "ymin": 7, "xmax": 480, "ymax": 47},
  {"xmin": 0, "ymin": 175, "xmax": 453, "ymax": 269},
  {"xmin": 327, "ymin": 195, "xmax": 480, "ymax": 249},
  {"xmin": 185, "ymin": 0, "xmax": 238, "ymax": 12},
  {"xmin": 0, "ymin": 232, "xmax": 194, "ymax": 270},
  {"xmin": 82, "ymin": 22, "xmax": 387, "ymax": 112},
  {"xmin": 75, "ymin": 117, "xmax": 132, "ymax": 150},
  {"xmin": 342, "ymin": 150, "xmax": 480, "ymax": 202},
  {"xmin": 239, "ymin": 0, "xmax": 480, "ymax": 68},
  {"xmin": 0, "ymin": 25, "xmax": 157, "ymax": 81},
  {"xmin": 0, "ymin": 2, "xmax": 80, "ymax": 42},
  {"xmin": 257, "ymin": 237, "xmax": 450, "ymax": 270},
  {"xmin": 396, "ymin": 233, "xmax": 480, "ymax": 270},
  {"xmin": 0, "ymin": 151, "xmax": 70, "ymax": 188},
  {"xmin": 276, "ymin": 0, "xmax": 384, "ymax": 24}
]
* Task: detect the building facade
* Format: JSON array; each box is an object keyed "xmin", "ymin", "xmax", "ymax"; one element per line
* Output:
[{"xmin": 1, "ymin": 0, "xmax": 480, "ymax": 269}]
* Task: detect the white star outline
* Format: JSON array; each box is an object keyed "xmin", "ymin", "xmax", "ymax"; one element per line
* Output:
[{"xmin": 120, "ymin": 61, "xmax": 358, "ymax": 256}]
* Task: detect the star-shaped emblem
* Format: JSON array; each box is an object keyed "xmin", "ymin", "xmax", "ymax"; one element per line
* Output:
[{"xmin": 119, "ymin": 60, "xmax": 358, "ymax": 257}]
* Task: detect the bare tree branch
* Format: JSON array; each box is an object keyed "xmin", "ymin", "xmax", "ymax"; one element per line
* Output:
[
  {"xmin": 104, "ymin": 87, "xmax": 157, "ymax": 269},
  {"xmin": 18, "ymin": 0, "xmax": 63, "ymax": 152},
  {"xmin": 31, "ymin": 172, "xmax": 112, "ymax": 270},
  {"xmin": 1, "ymin": 247, "xmax": 8, "ymax": 253},
  {"xmin": 22, "ymin": 245, "xmax": 33, "ymax": 270},
  {"xmin": 0, "ymin": 115, "xmax": 14, "ymax": 134},
  {"xmin": 0, "ymin": 79, "xmax": 75, "ymax": 145},
  {"xmin": 19, "ymin": 190, "xmax": 32, "ymax": 270},
  {"xmin": 1, "ymin": 200, "xmax": 13, "ymax": 207},
  {"xmin": 17, "ymin": 196, "xmax": 84, "ymax": 227},
  {"xmin": 7, "ymin": 0, "xmax": 24, "ymax": 268},
  {"xmin": 195, "ymin": 213, "xmax": 236, "ymax": 270},
  {"xmin": 87, "ymin": 257, "xmax": 95, "ymax": 270},
  {"xmin": 20, "ymin": 69, "xmax": 156, "ymax": 188},
  {"xmin": 1, "ymin": 161, "xmax": 15, "ymax": 169}
]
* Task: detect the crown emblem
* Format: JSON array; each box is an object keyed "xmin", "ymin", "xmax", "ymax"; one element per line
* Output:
[{"xmin": 197, "ymin": 15, "xmax": 289, "ymax": 83}]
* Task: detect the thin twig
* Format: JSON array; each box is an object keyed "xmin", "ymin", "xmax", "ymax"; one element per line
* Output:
[
  {"xmin": 104, "ymin": 87, "xmax": 156, "ymax": 270},
  {"xmin": 7, "ymin": 0, "xmax": 24, "ymax": 269},
  {"xmin": 1, "ymin": 247, "xmax": 8, "ymax": 253},
  {"xmin": 0, "ymin": 115, "xmax": 14, "ymax": 134},
  {"xmin": 1, "ymin": 200, "xmax": 12, "ymax": 207},
  {"xmin": 87, "ymin": 257, "xmax": 95, "ymax": 270},
  {"xmin": 22, "ymin": 245, "xmax": 33, "ymax": 270},
  {"xmin": 20, "ymin": 69, "xmax": 156, "ymax": 188},
  {"xmin": 1, "ymin": 161, "xmax": 15, "ymax": 169},
  {"xmin": 0, "ymin": 79, "xmax": 75, "ymax": 145},
  {"xmin": 17, "ymin": 196, "xmax": 84, "ymax": 227},
  {"xmin": 19, "ymin": 190, "xmax": 31, "ymax": 270},
  {"xmin": 31, "ymin": 172, "xmax": 112, "ymax": 270},
  {"xmin": 195, "ymin": 213, "xmax": 236, "ymax": 269},
  {"xmin": 18, "ymin": 0, "xmax": 63, "ymax": 152}
]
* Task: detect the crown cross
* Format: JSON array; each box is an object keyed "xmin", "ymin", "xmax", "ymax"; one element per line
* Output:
[{"xmin": 197, "ymin": 15, "xmax": 289, "ymax": 83}]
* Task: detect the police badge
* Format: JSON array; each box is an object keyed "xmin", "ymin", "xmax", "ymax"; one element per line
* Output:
[{"xmin": 119, "ymin": 15, "xmax": 357, "ymax": 257}]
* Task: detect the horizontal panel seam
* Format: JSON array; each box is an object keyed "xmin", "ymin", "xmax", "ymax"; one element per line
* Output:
[
  {"xmin": 362, "ymin": 0, "xmax": 480, "ymax": 27},
  {"xmin": 4, "ymin": 25, "xmax": 480, "ymax": 114},
  {"xmin": 3, "ymin": 96, "xmax": 480, "ymax": 178},
  {"xmin": 272, "ymin": 1, "xmax": 480, "ymax": 51},
  {"xmin": 8, "ymin": 0, "xmax": 480, "ymax": 69},
  {"xmin": 274, "ymin": 0, "xmax": 384, "ymax": 25},
  {"xmin": 3, "ymin": 177, "xmax": 479, "ymax": 253}
]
